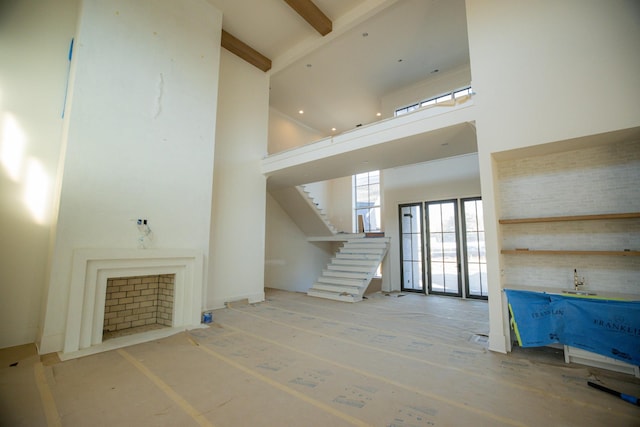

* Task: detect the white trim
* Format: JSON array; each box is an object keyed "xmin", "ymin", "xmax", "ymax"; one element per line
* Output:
[{"xmin": 63, "ymin": 248, "xmax": 203, "ymax": 355}]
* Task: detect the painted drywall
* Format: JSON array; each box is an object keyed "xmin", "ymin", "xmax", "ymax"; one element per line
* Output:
[
  {"xmin": 207, "ymin": 49, "xmax": 269, "ymax": 309},
  {"xmin": 303, "ymin": 176, "xmax": 353, "ymax": 233},
  {"xmin": 0, "ymin": 0, "xmax": 79, "ymax": 349},
  {"xmin": 382, "ymin": 154, "xmax": 481, "ymax": 292},
  {"xmin": 38, "ymin": 0, "xmax": 222, "ymax": 353},
  {"xmin": 466, "ymin": 0, "xmax": 640, "ymax": 353},
  {"xmin": 265, "ymin": 193, "xmax": 333, "ymax": 293},
  {"xmin": 380, "ymin": 64, "xmax": 472, "ymax": 117},
  {"xmin": 327, "ymin": 176, "xmax": 354, "ymax": 233},
  {"xmin": 302, "ymin": 181, "xmax": 329, "ymax": 214},
  {"xmin": 268, "ymin": 107, "xmax": 325, "ymax": 154}
]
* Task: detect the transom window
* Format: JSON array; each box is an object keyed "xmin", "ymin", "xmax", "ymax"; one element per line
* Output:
[{"xmin": 395, "ymin": 86, "xmax": 473, "ymax": 117}]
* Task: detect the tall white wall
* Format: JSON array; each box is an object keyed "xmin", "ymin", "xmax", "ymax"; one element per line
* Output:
[
  {"xmin": 39, "ymin": 0, "xmax": 222, "ymax": 353},
  {"xmin": 466, "ymin": 0, "xmax": 640, "ymax": 353},
  {"xmin": 382, "ymin": 154, "xmax": 481, "ymax": 291},
  {"xmin": 207, "ymin": 49, "xmax": 269, "ymax": 308},
  {"xmin": 0, "ymin": 0, "xmax": 79, "ymax": 349}
]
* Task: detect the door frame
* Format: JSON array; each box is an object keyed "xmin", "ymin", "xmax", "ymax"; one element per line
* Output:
[
  {"xmin": 398, "ymin": 203, "xmax": 425, "ymax": 294},
  {"xmin": 425, "ymin": 199, "xmax": 462, "ymax": 297},
  {"xmin": 461, "ymin": 197, "xmax": 488, "ymax": 300}
]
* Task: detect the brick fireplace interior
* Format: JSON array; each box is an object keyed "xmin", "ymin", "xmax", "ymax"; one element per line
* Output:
[{"xmin": 103, "ymin": 274, "xmax": 174, "ymax": 340}]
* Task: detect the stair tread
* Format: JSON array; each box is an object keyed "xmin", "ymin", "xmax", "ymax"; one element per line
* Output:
[
  {"xmin": 317, "ymin": 276, "xmax": 366, "ymax": 286},
  {"xmin": 331, "ymin": 259, "xmax": 379, "ymax": 266},
  {"xmin": 327, "ymin": 265, "xmax": 373, "ymax": 272},
  {"xmin": 308, "ymin": 238, "xmax": 389, "ymax": 303},
  {"xmin": 323, "ymin": 269, "xmax": 370, "ymax": 279},
  {"xmin": 311, "ymin": 283, "xmax": 362, "ymax": 294},
  {"xmin": 307, "ymin": 289, "xmax": 361, "ymax": 303}
]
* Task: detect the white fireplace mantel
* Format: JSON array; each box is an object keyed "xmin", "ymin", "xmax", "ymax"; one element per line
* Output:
[{"xmin": 62, "ymin": 248, "xmax": 204, "ymax": 358}]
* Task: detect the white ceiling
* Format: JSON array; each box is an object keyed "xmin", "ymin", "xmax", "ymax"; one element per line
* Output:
[{"xmin": 207, "ymin": 0, "xmax": 470, "ymax": 136}]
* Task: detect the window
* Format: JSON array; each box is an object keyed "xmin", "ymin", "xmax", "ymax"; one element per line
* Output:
[
  {"xmin": 395, "ymin": 86, "xmax": 473, "ymax": 117},
  {"xmin": 354, "ymin": 170, "xmax": 381, "ymax": 232}
]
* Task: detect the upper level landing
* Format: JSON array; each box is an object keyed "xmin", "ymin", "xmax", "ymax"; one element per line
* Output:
[{"xmin": 261, "ymin": 97, "xmax": 477, "ymax": 190}]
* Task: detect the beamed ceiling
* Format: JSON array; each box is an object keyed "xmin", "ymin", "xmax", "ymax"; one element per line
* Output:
[{"xmin": 208, "ymin": 0, "xmax": 471, "ymax": 138}]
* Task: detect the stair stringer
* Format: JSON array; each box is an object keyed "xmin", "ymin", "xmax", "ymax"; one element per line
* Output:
[{"xmin": 269, "ymin": 186, "xmax": 337, "ymax": 237}]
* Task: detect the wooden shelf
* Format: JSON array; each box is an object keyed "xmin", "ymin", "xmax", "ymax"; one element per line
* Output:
[
  {"xmin": 499, "ymin": 212, "xmax": 640, "ymax": 224},
  {"xmin": 501, "ymin": 249, "xmax": 640, "ymax": 256}
]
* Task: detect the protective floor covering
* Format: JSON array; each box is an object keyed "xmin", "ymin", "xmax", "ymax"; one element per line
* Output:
[{"xmin": 1, "ymin": 288, "xmax": 639, "ymax": 426}]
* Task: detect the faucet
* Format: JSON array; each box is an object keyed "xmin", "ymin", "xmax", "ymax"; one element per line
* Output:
[{"xmin": 574, "ymin": 269, "xmax": 585, "ymax": 290}]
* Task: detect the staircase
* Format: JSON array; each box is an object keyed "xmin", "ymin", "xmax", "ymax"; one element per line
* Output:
[
  {"xmin": 269, "ymin": 186, "xmax": 337, "ymax": 236},
  {"xmin": 307, "ymin": 236, "xmax": 389, "ymax": 302}
]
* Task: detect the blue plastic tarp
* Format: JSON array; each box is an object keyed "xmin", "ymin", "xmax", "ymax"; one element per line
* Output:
[{"xmin": 505, "ymin": 289, "xmax": 640, "ymax": 366}]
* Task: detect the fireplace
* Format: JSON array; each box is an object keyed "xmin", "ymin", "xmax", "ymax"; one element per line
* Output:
[
  {"xmin": 61, "ymin": 248, "xmax": 204, "ymax": 359},
  {"xmin": 102, "ymin": 274, "xmax": 175, "ymax": 340}
]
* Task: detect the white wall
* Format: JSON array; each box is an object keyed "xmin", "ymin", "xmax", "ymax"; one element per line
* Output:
[
  {"xmin": 38, "ymin": 0, "xmax": 222, "ymax": 353},
  {"xmin": 466, "ymin": 0, "xmax": 640, "ymax": 353},
  {"xmin": 382, "ymin": 154, "xmax": 481, "ymax": 291},
  {"xmin": 264, "ymin": 193, "xmax": 333, "ymax": 293},
  {"xmin": 327, "ymin": 176, "xmax": 353, "ymax": 233},
  {"xmin": 380, "ymin": 64, "xmax": 472, "ymax": 117},
  {"xmin": 0, "ymin": 0, "xmax": 79, "ymax": 349},
  {"xmin": 268, "ymin": 107, "xmax": 324, "ymax": 154},
  {"xmin": 207, "ymin": 49, "xmax": 270, "ymax": 309},
  {"xmin": 303, "ymin": 175, "xmax": 353, "ymax": 233},
  {"xmin": 302, "ymin": 181, "xmax": 329, "ymax": 214}
]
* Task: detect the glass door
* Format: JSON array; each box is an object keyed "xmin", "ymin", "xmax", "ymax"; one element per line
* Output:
[
  {"xmin": 399, "ymin": 203, "xmax": 424, "ymax": 292},
  {"xmin": 426, "ymin": 200, "xmax": 461, "ymax": 296},
  {"xmin": 462, "ymin": 198, "xmax": 487, "ymax": 299}
]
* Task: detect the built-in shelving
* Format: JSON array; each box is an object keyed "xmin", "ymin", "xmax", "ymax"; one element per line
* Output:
[
  {"xmin": 499, "ymin": 212, "xmax": 640, "ymax": 255},
  {"xmin": 499, "ymin": 212, "xmax": 640, "ymax": 224},
  {"xmin": 501, "ymin": 249, "xmax": 640, "ymax": 256}
]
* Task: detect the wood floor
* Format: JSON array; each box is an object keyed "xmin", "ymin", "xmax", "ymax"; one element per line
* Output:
[{"xmin": 1, "ymin": 289, "xmax": 639, "ymax": 426}]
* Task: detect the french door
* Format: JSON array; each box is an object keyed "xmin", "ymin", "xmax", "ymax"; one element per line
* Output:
[
  {"xmin": 426, "ymin": 200, "xmax": 461, "ymax": 296},
  {"xmin": 461, "ymin": 197, "xmax": 487, "ymax": 299},
  {"xmin": 399, "ymin": 198, "xmax": 486, "ymax": 299},
  {"xmin": 399, "ymin": 203, "xmax": 424, "ymax": 292}
]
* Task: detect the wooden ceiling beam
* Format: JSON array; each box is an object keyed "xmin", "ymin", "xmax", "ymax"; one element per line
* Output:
[
  {"xmin": 221, "ymin": 30, "xmax": 272, "ymax": 72},
  {"xmin": 283, "ymin": 0, "xmax": 332, "ymax": 36}
]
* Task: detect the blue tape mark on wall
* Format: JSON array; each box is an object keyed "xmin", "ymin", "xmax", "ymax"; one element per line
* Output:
[
  {"xmin": 505, "ymin": 289, "xmax": 640, "ymax": 365},
  {"xmin": 62, "ymin": 38, "xmax": 74, "ymax": 118}
]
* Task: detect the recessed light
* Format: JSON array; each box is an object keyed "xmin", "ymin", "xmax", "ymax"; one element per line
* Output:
[
  {"xmin": 299, "ymin": 110, "xmax": 304, "ymax": 114},
  {"xmin": 376, "ymin": 112, "xmax": 381, "ymax": 117},
  {"xmin": 397, "ymin": 59, "xmax": 403, "ymax": 63},
  {"xmin": 306, "ymin": 63, "xmax": 312, "ymax": 68},
  {"xmin": 331, "ymin": 127, "xmax": 337, "ymax": 132},
  {"xmin": 362, "ymin": 32, "xmax": 368, "ymax": 37}
]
